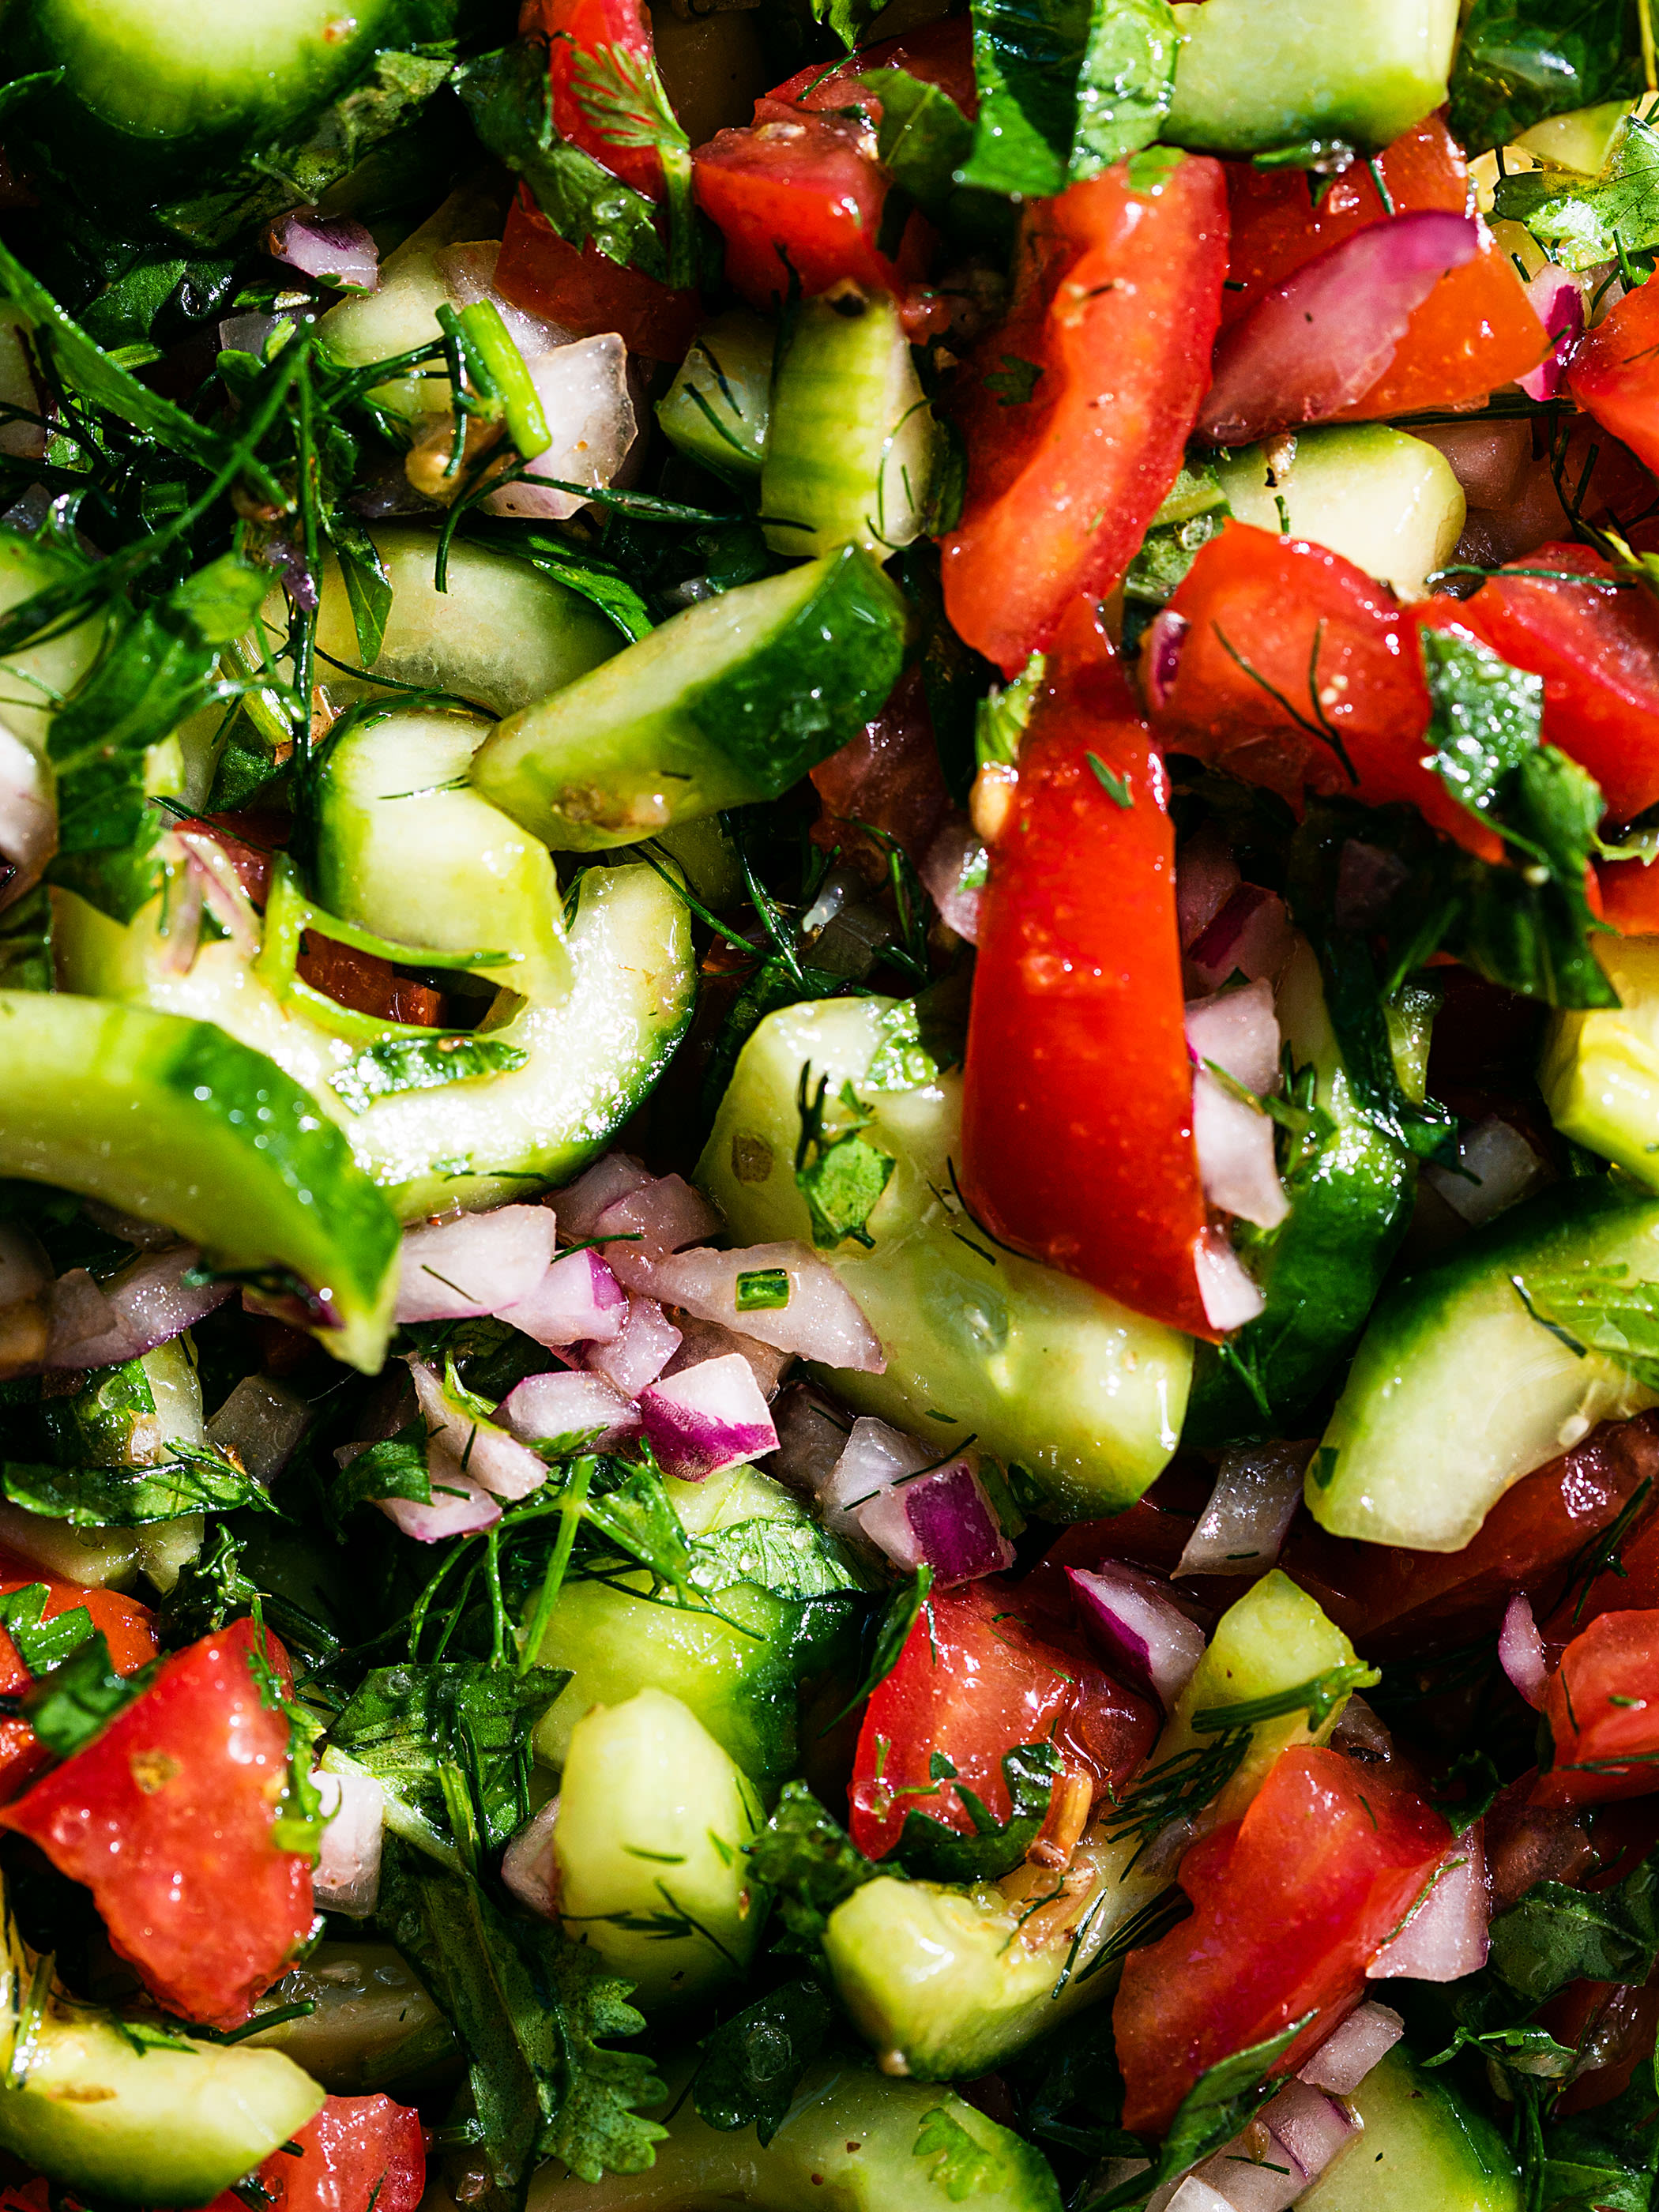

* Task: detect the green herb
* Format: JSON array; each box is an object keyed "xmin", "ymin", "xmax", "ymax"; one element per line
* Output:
[
  {"xmin": 1510, "ymin": 1262, "xmax": 1659, "ymax": 1390},
  {"xmin": 914, "ymin": 2105, "xmax": 1019, "ymax": 2201},
  {"xmin": 795, "ymin": 1068, "xmax": 896, "ymax": 1250},
  {"xmin": 0, "ymin": 884, "xmax": 51, "ymax": 993},
  {"xmin": 960, "ymin": 0, "xmax": 1178, "ymax": 198},
  {"xmin": 1090, "ymin": 2017, "xmax": 1317, "ymax": 2209},
  {"xmin": 982, "ymin": 354, "xmax": 1045, "ymax": 408},
  {"xmin": 1450, "ymin": 0, "xmax": 1645, "ymax": 152},
  {"xmin": 693, "ymin": 1978, "xmax": 835, "ymax": 2144},
  {"xmin": 570, "ymin": 43, "xmax": 697, "ymax": 292},
  {"xmin": 855, "ymin": 69, "xmax": 976, "ymax": 218},
  {"xmin": 735, "ymin": 1268, "xmax": 791, "ymax": 1312},
  {"xmin": 331, "ymin": 1420, "xmax": 433, "ymax": 1522},
  {"xmin": 1101, "ymin": 1732, "xmax": 1252, "ymax": 1864},
  {"xmin": 1431, "ymin": 1748, "xmax": 1506, "ymax": 1840},
  {"xmin": 1191, "ymin": 1660, "xmax": 1380, "ymax": 1737},
  {"xmin": 1086, "ymin": 752, "xmax": 1134, "ymax": 808},
  {"xmin": 811, "ymin": 0, "xmax": 888, "ymax": 47},
  {"xmin": 329, "ymin": 1034, "xmax": 532, "ymax": 1115},
  {"xmin": 22, "ymin": 1632, "xmax": 155, "ymax": 1759},
  {"xmin": 893, "ymin": 1740, "xmax": 1064, "ymax": 1883},
  {"xmin": 1488, "ymin": 1849, "xmax": 1659, "ymax": 2005},
  {"xmin": 1420, "ymin": 624, "xmax": 1547, "ymax": 819},
  {"xmin": 1495, "ymin": 113, "xmax": 1659, "ymax": 269},
  {"xmin": 689, "ymin": 1518, "xmax": 871, "ymax": 1606},
  {"xmin": 747, "ymin": 1782, "xmax": 882, "ymax": 1954},
  {"xmin": 3, "ymin": 1450, "xmax": 270, "ymax": 1525},
  {"xmin": 0, "ymin": 1585, "xmax": 96, "ymax": 1677}
]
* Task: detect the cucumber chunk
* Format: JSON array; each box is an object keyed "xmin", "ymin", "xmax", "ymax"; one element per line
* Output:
[
  {"xmin": 1164, "ymin": 0, "xmax": 1459, "ymax": 153},
  {"xmin": 469, "ymin": 548, "xmax": 908, "ymax": 852},
  {"xmin": 316, "ymin": 188, "xmax": 498, "ymax": 420},
  {"xmin": 554, "ymin": 1688, "xmax": 765, "ymax": 2007},
  {"xmin": 0, "ymin": 991, "xmax": 401, "ymax": 1371},
  {"xmin": 1215, "ymin": 427, "xmax": 1466, "ymax": 602},
  {"xmin": 0, "ymin": 529, "xmax": 111, "ymax": 754},
  {"xmin": 698, "ymin": 996, "xmax": 1190, "ymax": 1518},
  {"xmin": 1311, "ymin": 1179, "xmax": 1659, "ymax": 1552},
  {"xmin": 314, "ymin": 706, "xmax": 573, "ymax": 1006},
  {"xmin": 762, "ymin": 293, "xmax": 941, "ymax": 560},
  {"xmin": 657, "ymin": 310, "xmax": 773, "ymax": 483},
  {"xmin": 1298, "ymin": 2045, "xmax": 1522, "ymax": 2212},
  {"xmin": 1541, "ymin": 935, "xmax": 1659, "ymax": 1187}
]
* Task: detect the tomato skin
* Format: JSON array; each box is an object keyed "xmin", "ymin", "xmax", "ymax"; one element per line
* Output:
[
  {"xmin": 1151, "ymin": 525, "xmax": 1502, "ymax": 861},
  {"xmin": 959, "ymin": 600, "xmax": 1213, "ymax": 1337},
  {"xmin": 848, "ymin": 1575, "xmax": 1159, "ymax": 1862},
  {"xmin": 1420, "ymin": 545, "xmax": 1659, "ymax": 825},
  {"xmin": 206, "ymin": 2094, "xmax": 426, "ymax": 2212},
  {"xmin": 1113, "ymin": 1747, "xmax": 1450, "ymax": 2134},
  {"xmin": 769, "ymin": 17, "xmax": 977, "ymax": 115},
  {"xmin": 1597, "ymin": 854, "xmax": 1659, "ymax": 935},
  {"xmin": 520, "ymin": 0, "xmax": 663, "ymax": 199},
  {"xmin": 1569, "ymin": 277, "xmax": 1659, "ymax": 478},
  {"xmin": 495, "ymin": 190, "xmax": 700, "ymax": 362},
  {"xmin": 0, "ymin": 1619, "xmax": 314, "ymax": 2028},
  {"xmin": 1535, "ymin": 1610, "xmax": 1659, "ymax": 1808},
  {"xmin": 0, "ymin": 1556, "xmax": 157, "ymax": 1802},
  {"xmin": 941, "ymin": 157, "xmax": 1226, "ymax": 675}
]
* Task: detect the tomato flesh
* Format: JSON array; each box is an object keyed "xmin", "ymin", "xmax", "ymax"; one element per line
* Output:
[
  {"xmin": 769, "ymin": 17, "xmax": 977, "ymax": 115},
  {"xmin": 495, "ymin": 190, "xmax": 700, "ymax": 362},
  {"xmin": 941, "ymin": 156, "xmax": 1228, "ymax": 676},
  {"xmin": 0, "ymin": 1619, "xmax": 314, "ymax": 2027},
  {"xmin": 0, "ymin": 1555, "xmax": 156, "ymax": 1803},
  {"xmin": 1535, "ymin": 1609, "xmax": 1659, "ymax": 1808},
  {"xmin": 521, "ymin": 0, "xmax": 664, "ymax": 199},
  {"xmin": 848, "ymin": 1574, "xmax": 1158, "ymax": 1862},
  {"xmin": 960, "ymin": 601, "xmax": 1213, "ymax": 1337},
  {"xmin": 208, "ymin": 2094, "xmax": 426, "ymax": 2212},
  {"xmin": 1113, "ymin": 1746, "xmax": 1450, "ymax": 2133},
  {"xmin": 1568, "ymin": 275, "xmax": 1659, "ymax": 479}
]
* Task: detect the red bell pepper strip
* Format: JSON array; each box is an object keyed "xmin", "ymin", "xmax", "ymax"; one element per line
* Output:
[
  {"xmin": 1533, "ymin": 1609, "xmax": 1659, "ymax": 1808},
  {"xmin": 0, "ymin": 1552, "xmax": 157, "ymax": 1804},
  {"xmin": 941, "ymin": 153, "xmax": 1228, "ymax": 676},
  {"xmin": 0, "ymin": 1618, "xmax": 314, "ymax": 2028},
  {"xmin": 959, "ymin": 599, "xmax": 1213, "ymax": 1337},
  {"xmin": 1568, "ymin": 274, "xmax": 1659, "ymax": 478}
]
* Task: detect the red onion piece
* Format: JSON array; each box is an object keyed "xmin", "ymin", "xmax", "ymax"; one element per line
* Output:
[
  {"xmin": 1519, "ymin": 266, "xmax": 1586, "ymax": 402},
  {"xmin": 1176, "ymin": 826, "xmax": 1241, "ymax": 951},
  {"xmin": 1423, "ymin": 1115, "xmax": 1548, "ymax": 1229},
  {"xmin": 1299, "ymin": 2001, "xmax": 1404, "ymax": 2094},
  {"xmin": 481, "ymin": 334, "xmax": 638, "ymax": 522},
  {"xmin": 376, "ymin": 1447, "xmax": 502, "ymax": 1542},
  {"xmin": 1152, "ymin": 2078, "xmax": 1360, "ymax": 2212},
  {"xmin": 594, "ymin": 1175, "xmax": 722, "ymax": 1265},
  {"xmin": 858, "ymin": 1461, "xmax": 1015, "ymax": 1586},
  {"xmin": 497, "ymin": 1368, "xmax": 641, "ymax": 1454},
  {"xmin": 0, "ymin": 726, "xmax": 53, "ymax": 908},
  {"xmin": 1187, "ymin": 980, "xmax": 1288, "ymax": 1232},
  {"xmin": 0, "ymin": 1226, "xmax": 48, "ymax": 1311},
  {"xmin": 204, "ymin": 1375, "xmax": 310, "ymax": 1483},
  {"xmin": 408, "ymin": 1360, "xmax": 548, "ymax": 1502},
  {"xmin": 311, "ymin": 1768, "xmax": 385, "ymax": 1916},
  {"xmin": 1199, "ymin": 211, "xmax": 1481, "ymax": 446},
  {"xmin": 43, "ymin": 1244, "xmax": 231, "ymax": 1369},
  {"xmin": 1176, "ymin": 1442, "xmax": 1311, "ymax": 1578},
  {"xmin": 498, "ymin": 1246, "xmax": 627, "ymax": 1348},
  {"xmin": 1369, "ymin": 1825, "xmax": 1491, "ymax": 1981},
  {"xmin": 556, "ymin": 1155, "xmax": 653, "ymax": 1243},
  {"xmin": 267, "ymin": 211, "xmax": 381, "ymax": 293},
  {"xmin": 919, "ymin": 816, "xmax": 986, "ymax": 945},
  {"xmin": 585, "ymin": 1294, "xmax": 682, "ymax": 1395},
  {"xmin": 660, "ymin": 1312, "xmax": 792, "ymax": 1400},
  {"xmin": 820, "ymin": 1414, "xmax": 933, "ymax": 1535},
  {"xmin": 1145, "ymin": 608, "xmax": 1190, "ymax": 713},
  {"xmin": 638, "ymin": 1353, "xmax": 780, "ymax": 1481},
  {"xmin": 396, "ymin": 1206, "xmax": 557, "ymax": 1324},
  {"xmin": 501, "ymin": 1796, "xmax": 562, "ymax": 1920},
  {"xmin": 1186, "ymin": 886, "xmax": 1295, "ymax": 995},
  {"xmin": 630, "ymin": 1240, "xmax": 885, "ymax": 1374},
  {"xmin": 1499, "ymin": 1590, "xmax": 1549, "ymax": 1710},
  {"xmin": 1066, "ymin": 1563, "xmax": 1206, "ymax": 1709},
  {"xmin": 0, "ymin": 1226, "xmax": 49, "ymax": 1379},
  {"xmin": 175, "ymin": 831, "xmax": 262, "ymax": 960},
  {"xmin": 1194, "ymin": 1229, "xmax": 1266, "ymax": 1332}
]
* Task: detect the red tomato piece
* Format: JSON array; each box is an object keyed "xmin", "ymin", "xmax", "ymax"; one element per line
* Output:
[
  {"xmin": 1420, "ymin": 544, "xmax": 1659, "ymax": 824},
  {"xmin": 1540, "ymin": 1979, "xmax": 1659, "ymax": 2115},
  {"xmin": 0, "ymin": 1619, "xmax": 314, "ymax": 2028},
  {"xmin": 1568, "ymin": 276, "xmax": 1659, "ymax": 478},
  {"xmin": 1535, "ymin": 1609, "xmax": 1659, "ymax": 1807},
  {"xmin": 959, "ymin": 600, "xmax": 1213, "ymax": 1337},
  {"xmin": 0, "ymin": 1555, "xmax": 158, "ymax": 1803},
  {"xmin": 295, "ymin": 935, "xmax": 446, "ymax": 1027},
  {"xmin": 521, "ymin": 0, "xmax": 664, "ymax": 199},
  {"xmin": 769, "ymin": 17, "xmax": 977, "ymax": 115},
  {"xmin": 848, "ymin": 1574, "xmax": 1159, "ymax": 1862},
  {"xmin": 209, "ymin": 2095, "xmax": 426, "ymax": 2212},
  {"xmin": 1150, "ymin": 525, "xmax": 1501, "ymax": 860},
  {"xmin": 1597, "ymin": 853, "xmax": 1659, "ymax": 935},
  {"xmin": 1113, "ymin": 1747, "xmax": 1450, "ymax": 2133},
  {"xmin": 942, "ymin": 155, "xmax": 1228, "ymax": 676},
  {"xmin": 809, "ymin": 666, "xmax": 952, "ymax": 876},
  {"xmin": 495, "ymin": 190, "xmax": 701, "ymax": 362}
]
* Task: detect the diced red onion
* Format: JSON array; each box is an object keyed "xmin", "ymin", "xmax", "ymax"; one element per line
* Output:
[
  {"xmin": 1186, "ymin": 887, "xmax": 1294, "ymax": 995},
  {"xmin": 501, "ymin": 1796, "xmax": 562, "ymax": 1920},
  {"xmin": 497, "ymin": 1368, "xmax": 641, "ymax": 1453},
  {"xmin": 175, "ymin": 830, "xmax": 262, "ymax": 960},
  {"xmin": 1424, "ymin": 1115, "xmax": 1548, "ymax": 1229},
  {"xmin": 638, "ymin": 1353, "xmax": 779, "ymax": 1481},
  {"xmin": 1187, "ymin": 981, "xmax": 1288, "ymax": 1232},
  {"xmin": 1187, "ymin": 977, "xmax": 1282, "ymax": 1096},
  {"xmin": 1066, "ymin": 1563, "xmax": 1206, "ymax": 1709},
  {"xmin": 1300, "ymin": 2001, "xmax": 1404, "ymax": 2094},
  {"xmin": 660, "ymin": 1312, "xmax": 792, "ymax": 1399},
  {"xmin": 0, "ymin": 725, "xmax": 54, "ymax": 908},
  {"xmin": 858, "ymin": 1460, "xmax": 1015, "ymax": 1585},
  {"xmin": 555, "ymin": 1155, "xmax": 652, "ymax": 1243},
  {"xmin": 376, "ymin": 1446, "xmax": 502, "ymax": 1542},
  {"xmin": 593, "ymin": 1175, "xmax": 722, "ymax": 1265},
  {"xmin": 482, "ymin": 334, "xmax": 638, "ymax": 522},
  {"xmin": 920, "ymin": 817, "xmax": 986, "ymax": 945},
  {"xmin": 267, "ymin": 210, "xmax": 381, "ymax": 292},
  {"xmin": 0, "ymin": 1226, "xmax": 48, "ymax": 1311},
  {"xmin": 1194, "ymin": 1229, "xmax": 1266, "ymax": 1331},
  {"xmin": 1499, "ymin": 1590, "xmax": 1549, "ymax": 1710},
  {"xmin": 156, "ymin": 863, "xmax": 205, "ymax": 976},
  {"xmin": 1158, "ymin": 2179, "xmax": 1234, "ymax": 2212},
  {"xmin": 818, "ymin": 1414, "xmax": 933, "ymax": 1536},
  {"xmin": 1145, "ymin": 608, "xmax": 1190, "ymax": 713},
  {"xmin": 1369, "ymin": 1825, "xmax": 1491, "ymax": 1981},
  {"xmin": 310, "ymin": 1767, "xmax": 385, "ymax": 1915},
  {"xmin": 1176, "ymin": 1442, "xmax": 1311, "ymax": 1577},
  {"xmin": 1200, "ymin": 212, "xmax": 1480, "ymax": 446},
  {"xmin": 766, "ymin": 1382, "xmax": 852, "ymax": 1495},
  {"xmin": 1152, "ymin": 2079, "xmax": 1361, "ymax": 2212},
  {"xmin": 1518, "ymin": 266, "xmax": 1586, "ymax": 402},
  {"xmin": 498, "ymin": 1245, "xmax": 626, "ymax": 1349},
  {"xmin": 585, "ymin": 1295, "xmax": 682, "ymax": 1395},
  {"xmin": 627, "ymin": 1240, "xmax": 885, "ymax": 1374},
  {"xmin": 395, "ymin": 1205, "xmax": 557, "ymax": 1324},
  {"xmin": 408, "ymin": 1360, "xmax": 548, "ymax": 1502},
  {"xmin": 1177, "ymin": 826, "xmax": 1241, "ymax": 953},
  {"xmin": 43, "ymin": 1244, "xmax": 231, "ymax": 1369},
  {"xmin": 1328, "ymin": 1695, "xmax": 1395, "ymax": 1765},
  {"xmin": 204, "ymin": 1375, "xmax": 310, "ymax": 1483}
]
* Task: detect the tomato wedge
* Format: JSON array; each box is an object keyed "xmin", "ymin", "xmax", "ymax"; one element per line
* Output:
[
  {"xmin": 960, "ymin": 600, "xmax": 1213, "ymax": 1337},
  {"xmin": 1113, "ymin": 1747, "xmax": 1450, "ymax": 2133},
  {"xmin": 0, "ymin": 1553, "xmax": 157, "ymax": 1803},
  {"xmin": 1534, "ymin": 1610, "xmax": 1659, "ymax": 1808},
  {"xmin": 495, "ymin": 190, "xmax": 701, "ymax": 361},
  {"xmin": 521, "ymin": 0, "xmax": 664, "ymax": 199},
  {"xmin": 1568, "ymin": 276, "xmax": 1659, "ymax": 479},
  {"xmin": 0, "ymin": 1618, "xmax": 314, "ymax": 2027},
  {"xmin": 848, "ymin": 1574, "xmax": 1158, "ymax": 1863},
  {"xmin": 941, "ymin": 152, "xmax": 1228, "ymax": 675}
]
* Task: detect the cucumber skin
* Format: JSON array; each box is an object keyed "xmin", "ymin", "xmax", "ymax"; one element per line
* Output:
[{"xmin": 1164, "ymin": 0, "xmax": 1458, "ymax": 153}]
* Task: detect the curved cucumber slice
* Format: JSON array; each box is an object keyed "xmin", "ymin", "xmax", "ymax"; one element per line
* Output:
[
  {"xmin": 0, "ymin": 527, "xmax": 111, "ymax": 755},
  {"xmin": 1541, "ymin": 935, "xmax": 1659, "ymax": 1188},
  {"xmin": 1165, "ymin": 0, "xmax": 1458, "ymax": 152},
  {"xmin": 697, "ymin": 996, "xmax": 1190, "ymax": 1517},
  {"xmin": 1311, "ymin": 1179, "xmax": 1659, "ymax": 1551},
  {"xmin": 470, "ymin": 547, "xmax": 908, "ymax": 852},
  {"xmin": 1215, "ymin": 425, "xmax": 1465, "ymax": 602},
  {"xmin": 1298, "ymin": 2045, "xmax": 1521, "ymax": 2212},
  {"xmin": 0, "ymin": 991, "xmax": 401, "ymax": 1371},
  {"xmin": 314, "ymin": 707, "xmax": 573, "ymax": 1005},
  {"xmin": 56, "ymin": 863, "xmax": 695, "ymax": 1222},
  {"xmin": 657, "ymin": 309, "xmax": 773, "ymax": 483}
]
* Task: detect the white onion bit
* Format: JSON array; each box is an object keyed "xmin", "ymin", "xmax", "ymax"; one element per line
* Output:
[
  {"xmin": 1067, "ymin": 1563, "xmax": 1207, "ymax": 1708},
  {"xmin": 1194, "ymin": 1228, "xmax": 1266, "ymax": 1333},
  {"xmin": 1369, "ymin": 1827, "xmax": 1492, "ymax": 1982},
  {"xmin": 396, "ymin": 1206, "xmax": 558, "ymax": 1323},
  {"xmin": 1299, "ymin": 2002, "xmax": 1404, "ymax": 2094},
  {"xmin": 1176, "ymin": 1442, "xmax": 1311, "ymax": 1578},
  {"xmin": 501, "ymin": 1796, "xmax": 562, "ymax": 1921},
  {"xmin": 310, "ymin": 1767, "xmax": 386, "ymax": 1916},
  {"xmin": 1499, "ymin": 1590, "xmax": 1550, "ymax": 1711}
]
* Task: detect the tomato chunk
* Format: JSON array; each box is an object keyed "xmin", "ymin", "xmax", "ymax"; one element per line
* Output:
[
  {"xmin": 848, "ymin": 1574, "xmax": 1158, "ymax": 1863},
  {"xmin": 769, "ymin": 17, "xmax": 976, "ymax": 115},
  {"xmin": 960, "ymin": 600, "xmax": 1213, "ymax": 1337},
  {"xmin": 1597, "ymin": 853, "xmax": 1659, "ymax": 935},
  {"xmin": 521, "ymin": 0, "xmax": 664, "ymax": 199},
  {"xmin": 495, "ymin": 190, "xmax": 700, "ymax": 361},
  {"xmin": 0, "ymin": 1619, "xmax": 314, "ymax": 2027},
  {"xmin": 941, "ymin": 155, "xmax": 1228, "ymax": 675},
  {"xmin": 1569, "ymin": 276, "xmax": 1659, "ymax": 479},
  {"xmin": 0, "ymin": 1554, "xmax": 157, "ymax": 1803},
  {"xmin": 1535, "ymin": 1609, "xmax": 1659, "ymax": 1807},
  {"xmin": 1421, "ymin": 544, "xmax": 1659, "ymax": 824},
  {"xmin": 1113, "ymin": 1747, "xmax": 1450, "ymax": 2133},
  {"xmin": 206, "ymin": 2094, "xmax": 425, "ymax": 2212}
]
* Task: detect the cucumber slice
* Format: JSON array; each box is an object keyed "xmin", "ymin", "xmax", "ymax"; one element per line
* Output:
[
  {"xmin": 656, "ymin": 309, "xmax": 773, "ymax": 483},
  {"xmin": 1165, "ymin": 0, "xmax": 1459, "ymax": 153},
  {"xmin": 0, "ymin": 991, "xmax": 401, "ymax": 1372},
  {"xmin": 1311, "ymin": 1179, "xmax": 1659, "ymax": 1552},
  {"xmin": 698, "ymin": 995, "xmax": 1191, "ymax": 1518},
  {"xmin": 0, "ymin": 527, "xmax": 111, "ymax": 754},
  {"xmin": 314, "ymin": 706, "xmax": 573, "ymax": 1006},
  {"xmin": 761, "ymin": 293, "xmax": 941, "ymax": 560},
  {"xmin": 56, "ymin": 862, "xmax": 695, "ymax": 1222},
  {"xmin": 1541, "ymin": 935, "xmax": 1659, "ymax": 1187},
  {"xmin": 1298, "ymin": 2045, "xmax": 1522, "ymax": 2212},
  {"xmin": 469, "ymin": 547, "xmax": 908, "ymax": 852},
  {"xmin": 1215, "ymin": 426, "xmax": 1466, "ymax": 601}
]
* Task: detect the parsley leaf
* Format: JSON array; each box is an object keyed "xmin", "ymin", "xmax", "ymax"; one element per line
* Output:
[
  {"xmin": 1495, "ymin": 111, "xmax": 1659, "ymax": 270},
  {"xmin": 1488, "ymin": 1849, "xmax": 1659, "ymax": 2005},
  {"xmin": 3, "ymin": 1450, "xmax": 269, "ymax": 1525},
  {"xmin": 747, "ymin": 1781, "xmax": 882, "ymax": 1955},
  {"xmin": 693, "ymin": 1977, "xmax": 835, "ymax": 2145},
  {"xmin": 795, "ymin": 1068, "xmax": 895, "ymax": 1250},
  {"xmin": 960, "ymin": 0, "xmax": 1179, "ymax": 198},
  {"xmin": 0, "ymin": 1584, "xmax": 96, "ymax": 1677},
  {"xmin": 1510, "ymin": 1261, "xmax": 1659, "ymax": 1390},
  {"xmin": 856, "ymin": 69, "xmax": 975, "ymax": 219},
  {"xmin": 22, "ymin": 1631, "xmax": 155, "ymax": 1759},
  {"xmin": 329, "ymin": 1033, "xmax": 531, "ymax": 1115},
  {"xmin": 812, "ymin": 0, "xmax": 888, "ymax": 47},
  {"xmin": 1450, "ymin": 0, "xmax": 1646, "ymax": 155},
  {"xmin": 892, "ymin": 1740, "xmax": 1064, "ymax": 1883},
  {"xmin": 331, "ymin": 1419, "xmax": 432, "ymax": 1522},
  {"xmin": 983, "ymin": 354, "xmax": 1044, "ymax": 408},
  {"xmin": 570, "ymin": 43, "xmax": 696, "ymax": 291}
]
